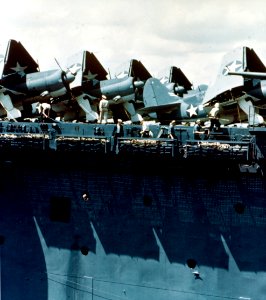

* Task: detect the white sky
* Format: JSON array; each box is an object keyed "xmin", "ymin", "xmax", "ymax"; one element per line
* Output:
[{"xmin": 1, "ymin": 0, "xmax": 266, "ymax": 86}]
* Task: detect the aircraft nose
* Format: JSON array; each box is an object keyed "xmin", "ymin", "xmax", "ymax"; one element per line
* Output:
[{"xmin": 134, "ymin": 80, "xmax": 144, "ymax": 88}]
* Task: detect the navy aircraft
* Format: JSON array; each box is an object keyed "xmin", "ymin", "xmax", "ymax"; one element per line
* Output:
[
  {"xmin": 161, "ymin": 66, "xmax": 194, "ymax": 96},
  {"xmin": 50, "ymin": 49, "xmax": 108, "ymax": 122},
  {"xmin": 0, "ymin": 40, "xmax": 147, "ymax": 123},
  {"xmin": 0, "ymin": 39, "xmax": 81, "ymax": 120},
  {"xmin": 108, "ymin": 58, "xmax": 152, "ymax": 122},
  {"xmin": 58, "ymin": 54, "xmax": 149, "ymax": 123},
  {"xmin": 139, "ymin": 47, "xmax": 266, "ymax": 126},
  {"xmin": 138, "ymin": 68, "xmax": 208, "ymax": 123},
  {"xmin": 203, "ymin": 46, "xmax": 266, "ymax": 125},
  {"xmin": 95, "ymin": 58, "xmax": 151, "ymax": 123}
]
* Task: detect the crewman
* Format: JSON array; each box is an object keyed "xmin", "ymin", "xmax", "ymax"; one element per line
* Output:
[
  {"xmin": 209, "ymin": 102, "xmax": 221, "ymax": 131},
  {"xmin": 140, "ymin": 120, "xmax": 153, "ymax": 137},
  {"xmin": 37, "ymin": 102, "xmax": 51, "ymax": 120},
  {"xmin": 98, "ymin": 95, "xmax": 109, "ymax": 124},
  {"xmin": 168, "ymin": 120, "xmax": 177, "ymax": 139},
  {"xmin": 193, "ymin": 119, "xmax": 203, "ymax": 140}
]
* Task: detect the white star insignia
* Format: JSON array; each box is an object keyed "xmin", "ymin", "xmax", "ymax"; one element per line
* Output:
[
  {"xmin": 83, "ymin": 71, "xmax": 98, "ymax": 80},
  {"xmin": 222, "ymin": 60, "xmax": 243, "ymax": 75},
  {"xmin": 10, "ymin": 62, "xmax": 27, "ymax": 77},
  {"xmin": 186, "ymin": 104, "xmax": 197, "ymax": 117}
]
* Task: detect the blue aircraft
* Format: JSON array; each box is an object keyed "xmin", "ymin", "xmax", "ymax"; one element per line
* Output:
[
  {"xmin": 138, "ymin": 67, "xmax": 208, "ymax": 123},
  {"xmin": 203, "ymin": 46, "xmax": 266, "ymax": 125},
  {"xmin": 0, "ymin": 40, "xmax": 146, "ymax": 123},
  {"xmin": 0, "ymin": 39, "xmax": 81, "ymax": 120}
]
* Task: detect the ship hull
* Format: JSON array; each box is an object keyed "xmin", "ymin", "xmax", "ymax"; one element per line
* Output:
[{"xmin": 1, "ymin": 151, "xmax": 266, "ymax": 300}]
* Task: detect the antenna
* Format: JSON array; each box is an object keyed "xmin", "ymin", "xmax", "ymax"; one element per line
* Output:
[
  {"xmin": 36, "ymin": 58, "xmax": 40, "ymax": 72},
  {"xmin": 54, "ymin": 58, "xmax": 63, "ymax": 71},
  {"xmin": 108, "ymin": 67, "xmax": 112, "ymax": 79}
]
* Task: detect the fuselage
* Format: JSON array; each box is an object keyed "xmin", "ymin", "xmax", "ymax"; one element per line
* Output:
[{"xmin": 1, "ymin": 69, "xmax": 75, "ymax": 97}]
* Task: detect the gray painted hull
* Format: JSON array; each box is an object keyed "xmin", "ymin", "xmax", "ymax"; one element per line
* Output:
[{"xmin": 0, "ymin": 123, "xmax": 265, "ymax": 300}]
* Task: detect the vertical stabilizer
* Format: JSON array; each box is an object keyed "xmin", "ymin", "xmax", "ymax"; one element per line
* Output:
[
  {"xmin": 245, "ymin": 47, "xmax": 266, "ymax": 72},
  {"xmin": 0, "ymin": 41, "xmax": 8, "ymax": 79},
  {"xmin": 203, "ymin": 47, "xmax": 246, "ymax": 104},
  {"xmin": 129, "ymin": 59, "xmax": 152, "ymax": 81},
  {"xmin": 169, "ymin": 66, "xmax": 193, "ymax": 91},
  {"xmin": 2, "ymin": 39, "xmax": 39, "ymax": 78},
  {"xmin": 82, "ymin": 51, "xmax": 108, "ymax": 81},
  {"xmin": 66, "ymin": 50, "xmax": 108, "ymax": 91}
]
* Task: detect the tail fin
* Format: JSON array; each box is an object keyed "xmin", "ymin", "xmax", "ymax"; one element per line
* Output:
[
  {"xmin": 1, "ymin": 39, "xmax": 39, "ymax": 78},
  {"xmin": 128, "ymin": 59, "xmax": 152, "ymax": 81},
  {"xmin": 204, "ymin": 46, "xmax": 266, "ymax": 104},
  {"xmin": 162, "ymin": 66, "xmax": 193, "ymax": 96},
  {"xmin": 226, "ymin": 47, "xmax": 266, "ymax": 79},
  {"xmin": 82, "ymin": 51, "xmax": 108, "ymax": 81},
  {"xmin": 169, "ymin": 66, "xmax": 193, "ymax": 91},
  {"xmin": 245, "ymin": 47, "xmax": 266, "ymax": 72},
  {"xmin": 66, "ymin": 50, "xmax": 108, "ymax": 90},
  {"xmin": 226, "ymin": 47, "xmax": 266, "ymax": 99},
  {"xmin": 203, "ymin": 46, "xmax": 248, "ymax": 104},
  {"xmin": 114, "ymin": 59, "xmax": 152, "ymax": 81}
]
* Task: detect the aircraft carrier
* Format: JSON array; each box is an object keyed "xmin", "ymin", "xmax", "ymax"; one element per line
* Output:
[{"xmin": 0, "ymin": 120, "xmax": 266, "ymax": 300}]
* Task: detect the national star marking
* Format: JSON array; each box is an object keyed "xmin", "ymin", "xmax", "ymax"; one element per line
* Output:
[
  {"xmin": 10, "ymin": 62, "xmax": 27, "ymax": 77},
  {"xmin": 186, "ymin": 104, "xmax": 197, "ymax": 117}
]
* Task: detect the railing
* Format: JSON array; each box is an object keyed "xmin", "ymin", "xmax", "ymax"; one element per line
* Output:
[
  {"xmin": 56, "ymin": 136, "xmax": 110, "ymax": 154},
  {"xmin": 184, "ymin": 136, "xmax": 256, "ymax": 162},
  {"xmin": 117, "ymin": 137, "xmax": 176, "ymax": 157},
  {"xmin": 0, "ymin": 121, "xmax": 260, "ymax": 163}
]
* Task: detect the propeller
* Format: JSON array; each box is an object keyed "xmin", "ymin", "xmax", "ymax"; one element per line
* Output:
[{"xmin": 54, "ymin": 58, "xmax": 79, "ymax": 101}]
